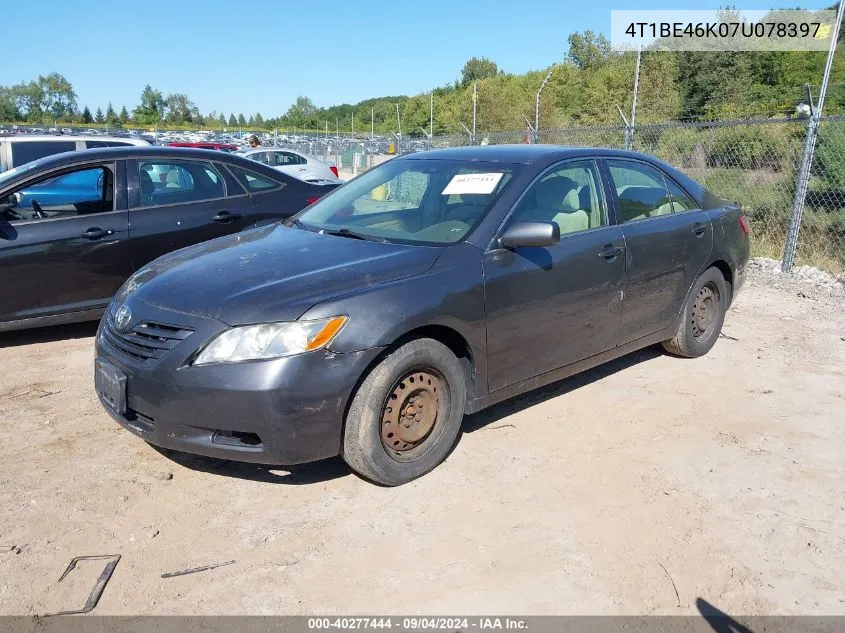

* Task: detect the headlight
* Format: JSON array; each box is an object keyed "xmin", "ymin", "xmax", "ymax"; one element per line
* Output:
[{"xmin": 192, "ymin": 316, "xmax": 348, "ymax": 365}]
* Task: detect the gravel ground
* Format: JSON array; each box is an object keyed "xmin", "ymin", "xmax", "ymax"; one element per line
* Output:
[{"xmin": 0, "ymin": 270, "xmax": 843, "ymax": 616}]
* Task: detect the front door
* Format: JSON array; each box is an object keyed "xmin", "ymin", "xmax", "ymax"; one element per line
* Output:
[
  {"xmin": 0, "ymin": 162, "xmax": 131, "ymax": 324},
  {"xmin": 483, "ymin": 159, "xmax": 626, "ymax": 392}
]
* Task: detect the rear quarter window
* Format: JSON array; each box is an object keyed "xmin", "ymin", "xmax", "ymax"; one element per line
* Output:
[{"xmin": 12, "ymin": 141, "xmax": 77, "ymax": 167}]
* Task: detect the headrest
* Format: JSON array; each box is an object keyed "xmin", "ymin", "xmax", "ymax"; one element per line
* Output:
[
  {"xmin": 139, "ymin": 169, "xmax": 154, "ymax": 196},
  {"xmin": 535, "ymin": 176, "xmax": 578, "ymax": 210}
]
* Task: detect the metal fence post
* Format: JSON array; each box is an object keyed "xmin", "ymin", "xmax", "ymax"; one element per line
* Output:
[{"xmin": 783, "ymin": 0, "xmax": 844, "ymax": 272}]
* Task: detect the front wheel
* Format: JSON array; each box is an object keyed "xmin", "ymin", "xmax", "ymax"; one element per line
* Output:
[
  {"xmin": 662, "ymin": 266, "xmax": 729, "ymax": 358},
  {"xmin": 341, "ymin": 338, "xmax": 467, "ymax": 486}
]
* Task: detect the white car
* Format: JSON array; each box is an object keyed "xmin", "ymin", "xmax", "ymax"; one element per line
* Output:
[{"xmin": 236, "ymin": 147, "xmax": 341, "ymax": 183}]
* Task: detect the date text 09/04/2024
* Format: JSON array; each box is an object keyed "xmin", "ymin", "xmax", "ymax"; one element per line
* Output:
[{"xmin": 307, "ymin": 617, "xmax": 528, "ymax": 630}]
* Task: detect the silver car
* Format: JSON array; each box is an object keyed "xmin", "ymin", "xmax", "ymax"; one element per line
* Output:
[
  {"xmin": 237, "ymin": 147, "xmax": 341, "ymax": 183},
  {"xmin": 0, "ymin": 135, "xmax": 150, "ymax": 172}
]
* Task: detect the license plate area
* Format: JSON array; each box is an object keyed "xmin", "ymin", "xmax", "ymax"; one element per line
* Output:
[{"xmin": 95, "ymin": 358, "xmax": 127, "ymax": 415}]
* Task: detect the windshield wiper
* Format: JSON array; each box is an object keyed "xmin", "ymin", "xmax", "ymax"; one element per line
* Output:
[
  {"xmin": 320, "ymin": 227, "xmax": 382, "ymax": 242},
  {"xmin": 284, "ymin": 217, "xmax": 308, "ymax": 230}
]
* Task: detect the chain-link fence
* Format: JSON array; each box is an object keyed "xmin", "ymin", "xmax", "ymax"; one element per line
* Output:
[{"xmin": 421, "ymin": 117, "xmax": 845, "ymax": 275}]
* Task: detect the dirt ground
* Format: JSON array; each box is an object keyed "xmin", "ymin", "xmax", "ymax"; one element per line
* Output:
[{"xmin": 1, "ymin": 270, "xmax": 843, "ymax": 616}]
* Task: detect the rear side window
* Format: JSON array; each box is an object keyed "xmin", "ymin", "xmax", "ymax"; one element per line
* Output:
[
  {"xmin": 86, "ymin": 141, "xmax": 134, "ymax": 148},
  {"xmin": 607, "ymin": 160, "xmax": 673, "ymax": 223},
  {"xmin": 228, "ymin": 165, "xmax": 283, "ymax": 192},
  {"xmin": 12, "ymin": 141, "xmax": 76, "ymax": 167},
  {"xmin": 665, "ymin": 178, "xmax": 699, "ymax": 212},
  {"xmin": 136, "ymin": 160, "xmax": 225, "ymax": 208}
]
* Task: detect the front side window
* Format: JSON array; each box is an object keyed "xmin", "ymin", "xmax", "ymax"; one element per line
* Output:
[
  {"xmin": 11, "ymin": 141, "xmax": 77, "ymax": 167},
  {"xmin": 607, "ymin": 160, "xmax": 673, "ymax": 223},
  {"xmin": 0, "ymin": 165, "xmax": 113, "ymax": 223},
  {"xmin": 136, "ymin": 160, "xmax": 224, "ymax": 208},
  {"xmin": 296, "ymin": 159, "xmax": 518, "ymax": 245},
  {"xmin": 249, "ymin": 151, "xmax": 272, "ymax": 166},
  {"xmin": 508, "ymin": 160, "xmax": 605, "ymax": 236}
]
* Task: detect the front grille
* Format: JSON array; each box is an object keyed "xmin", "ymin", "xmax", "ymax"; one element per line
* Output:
[{"xmin": 102, "ymin": 318, "xmax": 193, "ymax": 364}]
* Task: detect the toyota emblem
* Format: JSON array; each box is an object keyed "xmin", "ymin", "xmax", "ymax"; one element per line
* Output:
[{"xmin": 114, "ymin": 304, "xmax": 132, "ymax": 332}]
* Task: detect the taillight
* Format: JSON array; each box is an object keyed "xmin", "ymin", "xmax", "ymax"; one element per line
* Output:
[
  {"xmin": 306, "ymin": 196, "xmax": 320, "ymax": 205},
  {"xmin": 329, "ymin": 165, "xmax": 339, "ymax": 178},
  {"xmin": 738, "ymin": 215, "xmax": 751, "ymax": 236}
]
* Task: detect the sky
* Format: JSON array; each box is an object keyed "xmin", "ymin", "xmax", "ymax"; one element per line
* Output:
[{"xmin": 0, "ymin": 0, "xmax": 833, "ymax": 118}]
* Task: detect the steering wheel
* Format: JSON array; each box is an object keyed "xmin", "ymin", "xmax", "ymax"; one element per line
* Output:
[{"xmin": 31, "ymin": 199, "xmax": 46, "ymax": 219}]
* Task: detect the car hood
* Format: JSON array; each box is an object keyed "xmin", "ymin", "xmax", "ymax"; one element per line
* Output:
[{"xmin": 124, "ymin": 224, "xmax": 443, "ymax": 325}]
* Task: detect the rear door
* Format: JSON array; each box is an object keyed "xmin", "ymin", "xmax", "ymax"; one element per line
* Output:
[
  {"xmin": 126, "ymin": 157, "xmax": 256, "ymax": 269},
  {"xmin": 604, "ymin": 158, "xmax": 713, "ymax": 343},
  {"xmin": 0, "ymin": 161, "xmax": 131, "ymax": 324}
]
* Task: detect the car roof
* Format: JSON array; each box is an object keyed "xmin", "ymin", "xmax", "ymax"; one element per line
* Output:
[
  {"xmin": 399, "ymin": 144, "xmax": 667, "ymax": 164},
  {"xmin": 0, "ymin": 146, "xmax": 289, "ymax": 184},
  {"xmin": 0, "ymin": 134, "xmax": 149, "ymax": 145}
]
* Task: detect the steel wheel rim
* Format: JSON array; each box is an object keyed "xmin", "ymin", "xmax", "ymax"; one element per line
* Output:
[
  {"xmin": 381, "ymin": 369, "xmax": 442, "ymax": 453},
  {"xmin": 692, "ymin": 282, "xmax": 720, "ymax": 340}
]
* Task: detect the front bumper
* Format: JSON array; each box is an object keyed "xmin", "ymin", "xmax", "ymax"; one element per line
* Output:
[{"xmin": 95, "ymin": 301, "xmax": 383, "ymax": 465}]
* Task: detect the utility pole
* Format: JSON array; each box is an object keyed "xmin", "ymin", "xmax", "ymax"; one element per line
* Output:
[
  {"xmin": 351, "ymin": 111, "xmax": 354, "ymax": 138},
  {"xmin": 472, "ymin": 82, "xmax": 477, "ymax": 141},
  {"xmin": 783, "ymin": 0, "xmax": 845, "ymax": 272},
  {"xmin": 535, "ymin": 65, "xmax": 555, "ymax": 143},
  {"xmin": 371, "ymin": 107, "xmax": 374, "ymax": 140},
  {"xmin": 396, "ymin": 103, "xmax": 402, "ymax": 154},
  {"xmin": 629, "ymin": 47, "xmax": 642, "ymax": 151},
  {"xmin": 430, "ymin": 92, "xmax": 434, "ymax": 140}
]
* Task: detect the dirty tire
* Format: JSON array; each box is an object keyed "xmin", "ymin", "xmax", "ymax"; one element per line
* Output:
[
  {"xmin": 662, "ymin": 266, "xmax": 729, "ymax": 358},
  {"xmin": 342, "ymin": 338, "xmax": 466, "ymax": 486}
]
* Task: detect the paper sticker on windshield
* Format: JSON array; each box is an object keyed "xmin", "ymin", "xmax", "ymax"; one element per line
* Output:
[{"xmin": 441, "ymin": 172, "xmax": 504, "ymax": 195}]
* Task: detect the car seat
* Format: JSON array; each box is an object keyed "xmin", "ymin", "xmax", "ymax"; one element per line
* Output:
[
  {"xmin": 139, "ymin": 169, "xmax": 155, "ymax": 206},
  {"xmin": 518, "ymin": 176, "xmax": 589, "ymax": 235}
]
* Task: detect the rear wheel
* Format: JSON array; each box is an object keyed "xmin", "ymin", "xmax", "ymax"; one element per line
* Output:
[
  {"xmin": 342, "ymin": 338, "xmax": 466, "ymax": 486},
  {"xmin": 662, "ymin": 266, "xmax": 728, "ymax": 358}
]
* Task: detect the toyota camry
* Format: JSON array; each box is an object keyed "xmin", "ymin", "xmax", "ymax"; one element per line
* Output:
[{"xmin": 94, "ymin": 145, "xmax": 750, "ymax": 485}]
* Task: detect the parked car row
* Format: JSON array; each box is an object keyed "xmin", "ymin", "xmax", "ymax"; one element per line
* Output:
[
  {"xmin": 89, "ymin": 145, "xmax": 750, "ymax": 486},
  {"xmin": 0, "ymin": 146, "xmax": 338, "ymax": 331}
]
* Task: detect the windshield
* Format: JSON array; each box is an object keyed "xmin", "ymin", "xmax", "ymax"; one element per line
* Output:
[
  {"xmin": 296, "ymin": 158, "xmax": 518, "ymax": 245},
  {"xmin": 0, "ymin": 159, "xmax": 45, "ymax": 186}
]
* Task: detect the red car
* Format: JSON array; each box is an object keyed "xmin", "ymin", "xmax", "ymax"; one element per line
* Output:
[{"xmin": 167, "ymin": 142, "xmax": 239, "ymax": 152}]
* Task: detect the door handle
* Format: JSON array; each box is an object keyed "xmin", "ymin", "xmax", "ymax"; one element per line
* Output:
[
  {"xmin": 80, "ymin": 227, "xmax": 114, "ymax": 240},
  {"xmin": 692, "ymin": 223, "xmax": 707, "ymax": 237},
  {"xmin": 598, "ymin": 246, "xmax": 624, "ymax": 260},
  {"xmin": 212, "ymin": 211, "xmax": 241, "ymax": 223}
]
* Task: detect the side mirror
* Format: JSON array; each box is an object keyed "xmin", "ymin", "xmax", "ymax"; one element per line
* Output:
[
  {"xmin": 499, "ymin": 221, "xmax": 560, "ymax": 249},
  {"xmin": 0, "ymin": 192, "xmax": 21, "ymax": 207}
]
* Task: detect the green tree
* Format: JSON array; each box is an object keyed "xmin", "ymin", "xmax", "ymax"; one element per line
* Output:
[
  {"xmin": 133, "ymin": 84, "xmax": 165, "ymax": 124},
  {"xmin": 218, "ymin": 113, "xmax": 226, "ymax": 126},
  {"xmin": 0, "ymin": 86, "xmax": 18, "ymax": 121},
  {"xmin": 460, "ymin": 57, "xmax": 499, "ymax": 88},
  {"xmin": 254, "ymin": 112, "xmax": 264, "ymax": 127},
  {"xmin": 237, "ymin": 113, "xmax": 246, "ymax": 126},
  {"xmin": 228, "ymin": 113, "xmax": 237, "ymax": 126},
  {"xmin": 566, "ymin": 30, "xmax": 612, "ymax": 70},
  {"xmin": 163, "ymin": 93, "xmax": 196, "ymax": 124},
  {"xmin": 81, "ymin": 106, "xmax": 92, "ymax": 124},
  {"xmin": 39, "ymin": 73, "xmax": 77, "ymax": 120},
  {"xmin": 119, "ymin": 105, "xmax": 129, "ymax": 124},
  {"xmin": 94, "ymin": 107, "xmax": 105, "ymax": 124}
]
